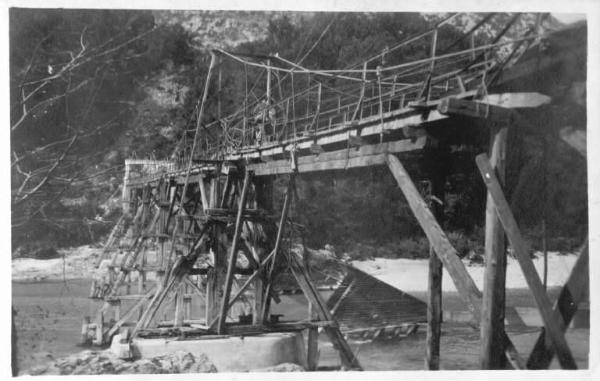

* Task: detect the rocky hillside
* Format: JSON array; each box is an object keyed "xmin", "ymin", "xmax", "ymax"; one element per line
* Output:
[
  {"xmin": 153, "ymin": 10, "xmax": 312, "ymax": 49},
  {"xmin": 157, "ymin": 11, "xmax": 564, "ymax": 51},
  {"xmin": 11, "ymin": 9, "xmax": 583, "ymax": 255},
  {"xmin": 422, "ymin": 12, "xmax": 563, "ymax": 38}
]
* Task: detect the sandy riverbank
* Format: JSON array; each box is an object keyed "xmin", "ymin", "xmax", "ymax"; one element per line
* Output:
[
  {"xmin": 12, "ymin": 245, "xmax": 577, "ymax": 293},
  {"xmin": 12, "ymin": 245, "xmax": 106, "ymax": 282},
  {"xmin": 351, "ymin": 251, "xmax": 577, "ymax": 292}
]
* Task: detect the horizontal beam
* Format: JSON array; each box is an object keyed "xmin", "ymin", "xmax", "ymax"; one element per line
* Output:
[
  {"xmin": 480, "ymin": 92, "xmax": 551, "ymax": 108},
  {"xmin": 438, "ymin": 97, "xmax": 513, "ymax": 124},
  {"xmin": 248, "ymin": 137, "xmax": 427, "ymax": 176}
]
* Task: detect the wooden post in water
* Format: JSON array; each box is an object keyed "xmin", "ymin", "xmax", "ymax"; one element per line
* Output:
[
  {"xmin": 476, "ymin": 154, "xmax": 577, "ymax": 369},
  {"xmin": 480, "ymin": 125, "xmax": 508, "ymax": 369},
  {"xmin": 307, "ymin": 326, "xmax": 320, "ymax": 371},
  {"xmin": 425, "ymin": 149, "xmax": 445, "ymax": 370}
]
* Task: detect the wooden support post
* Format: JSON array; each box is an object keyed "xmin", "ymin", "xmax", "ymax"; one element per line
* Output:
[
  {"xmin": 351, "ymin": 63, "xmax": 368, "ymax": 122},
  {"xmin": 312, "ymin": 82, "xmax": 322, "ymax": 134},
  {"xmin": 426, "ymin": 28, "xmax": 438, "ymax": 102},
  {"xmin": 209, "ymin": 175, "xmax": 220, "ymax": 210},
  {"xmin": 157, "ymin": 239, "xmax": 166, "ymax": 281},
  {"xmin": 114, "ymin": 301, "xmax": 121, "ymax": 322},
  {"xmin": 140, "ymin": 185, "xmax": 150, "ymax": 228},
  {"xmin": 261, "ymin": 176, "xmax": 294, "ymax": 322},
  {"xmin": 527, "ymin": 241, "xmax": 589, "ymax": 369},
  {"xmin": 206, "ymin": 225, "xmax": 225, "ymax": 324},
  {"xmin": 174, "ymin": 283, "xmax": 185, "ymax": 327},
  {"xmin": 217, "ymin": 56, "xmax": 222, "ymax": 119},
  {"xmin": 252, "ymin": 273, "xmax": 264, "ymax": 325},
  {"xmin": 385, "ymin": 154, "xmax": 525, "ymax": 369},
  {"xmin": 217, "ymin": 170, "xmax": 251, "ymax": 334},
  {"xmin": 266, "ymin": 59, "xmax": 272, "ymax": 102},
  {"xmin": 425, "ymin": 152, "xmax": 445, "ymax": 370},
  {"xmin": 184, "ymin": 284, "xmax": 192, "ymax": 322},
  {"xmin": 476, "ymin": 153, "xmax": 577, "ymax": 369},
  {"xmin": 164, "ymin": 181, "xmax": 178, "ymax": 231},
  {"xmin": 307, "ymin": 326, "xmax": 320, "ymax": 371},
  {"xmin": 206, "ymin": 173, "xmax": 225, "ymax": 324},
  {"xmin": 220, "ymin": 173, "xmax": 233, "ymax": 209},
  {"xmin": 480, "ymin": 126, "xmax": 509, "ymax": 369},
  {"xmin": 199, "ymin": 176, "xmax": 209, "ymax": 213},
  {"xmin": 94, "ymin": 311, "xmax": 104, "ymax": 345}
]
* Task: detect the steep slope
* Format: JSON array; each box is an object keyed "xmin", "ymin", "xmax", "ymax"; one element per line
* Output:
[{"xmin": 153, "ymin": 10, "xmax": 312, "ymax": 49}]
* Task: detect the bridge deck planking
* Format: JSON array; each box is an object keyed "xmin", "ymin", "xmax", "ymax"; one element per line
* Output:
[
  {"xmin": 224, "ymin": 90, "xmax": 477, "ymax": 160},
  {"xmin": 124, "ymin": 98, "xmax": 462, "ymax": 187}
]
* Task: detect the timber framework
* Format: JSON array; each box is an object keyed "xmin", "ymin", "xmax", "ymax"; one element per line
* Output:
[{"xmin": 85, "ymin": 13, "xmax": 588, "ymax": 371}]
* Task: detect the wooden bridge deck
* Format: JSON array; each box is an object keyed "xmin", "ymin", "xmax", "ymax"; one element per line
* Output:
[{"xmin": 125, "ymin": 21, "xmax": 585, "ymax": 188}]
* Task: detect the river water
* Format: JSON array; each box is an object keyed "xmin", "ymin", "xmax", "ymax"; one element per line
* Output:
[{"xmin": 12, "ymin": 279, "xmax": 589, "ymax": 373}]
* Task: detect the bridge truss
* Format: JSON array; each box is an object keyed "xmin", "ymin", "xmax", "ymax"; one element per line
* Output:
[{"xmin": 85, "ymin": 13, "xmax": 588, "ymax": 371}]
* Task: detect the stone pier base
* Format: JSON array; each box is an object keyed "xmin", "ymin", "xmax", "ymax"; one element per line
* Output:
[{"xmin": 110, "ymin": 331, "xmax": 307, "ymax": 372}]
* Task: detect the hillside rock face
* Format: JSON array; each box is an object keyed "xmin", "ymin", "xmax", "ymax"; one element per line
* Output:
[
  {"xmin": 153, "ymin": 10, "xmax": 311, "ymax": 49},
  {"xmin": 422, "ymin": 12, "xmax": 563, "ymax": 38},
  {"xmin": 156, "ymin": 11, "xmax": 564, "ymax": 51}
]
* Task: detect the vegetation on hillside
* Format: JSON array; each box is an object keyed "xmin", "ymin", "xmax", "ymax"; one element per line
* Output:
[{"xmin": 10, "ymin": 10, "xmax": 587, "ymax": 258}]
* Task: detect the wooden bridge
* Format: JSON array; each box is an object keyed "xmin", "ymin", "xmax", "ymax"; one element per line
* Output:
[{"xmin": 87, "ymin": 14, "xmax": 588, "ymax": 371}]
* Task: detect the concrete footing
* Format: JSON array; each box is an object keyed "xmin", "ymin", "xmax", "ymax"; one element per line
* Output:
[{"xmin": 110, "ymin": 331, "xmax": 307, "ymax": 372}]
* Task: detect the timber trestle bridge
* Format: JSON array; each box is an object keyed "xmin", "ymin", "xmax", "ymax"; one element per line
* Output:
[{"xmin": 86, "ymin": 14, "xmax": 588, "ymax": 371}]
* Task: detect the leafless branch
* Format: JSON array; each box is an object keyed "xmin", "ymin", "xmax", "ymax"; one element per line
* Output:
[
  {"xmin": 14, "ymin": 134, "xmax": 78, "ymax": 204},
  {"xmin": 11, "ymin": 78, "xmax": 92, "ymax": 131}
]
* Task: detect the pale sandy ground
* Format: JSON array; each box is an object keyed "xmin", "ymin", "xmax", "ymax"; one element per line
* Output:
[
  {"xmin": 13, "ymin": 245, "xmax": 576, "ymax": 291},
  {"xmin": 12, "ymin": 245, "xmax": 105, "ymax": 282},
  {"xmin": 351, "ymin": 251, "xmax": 576, "ymax": 292}
]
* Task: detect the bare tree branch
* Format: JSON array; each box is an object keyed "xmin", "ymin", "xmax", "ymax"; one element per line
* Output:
[
  {"xmin": 11, "ymin": 78, "xmax": 92, "ymax": 131},
  {"xmin": 14, "ymin": 134, "xmax": 78, "ymax": 204}
]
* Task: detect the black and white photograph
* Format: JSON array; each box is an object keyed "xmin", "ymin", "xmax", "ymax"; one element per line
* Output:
[{"xmin": 5, "ymin": 0, "xmax": 598, "ymax": 377}]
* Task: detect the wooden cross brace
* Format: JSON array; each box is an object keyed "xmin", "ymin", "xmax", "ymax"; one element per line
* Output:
[
  {"xmin": 476, "ymin": 153, "xmax": 578, "ymax": 369},
  {"xmin": 386, "ymin": 153, "xmax": 525, "ymax": 369},
  {"xmin": 527, "ymin": 241, "xmax": 588, "ymax": 369}
]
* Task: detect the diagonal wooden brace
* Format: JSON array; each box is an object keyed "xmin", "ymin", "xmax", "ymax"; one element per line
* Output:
[
  {"xmin": 287, "ymin": 254, "xmax": 362, "ymax": 370},
  {"xmin": 385, "ymin": 153, "xmax": 525, "ymax": 369},
  {"xmin": 476, "ymin": 153, "xmax": 577, "ymax": 369},
  {"xmin": 261, "ymin": 175, "xmax": 295, "ymax": 322},
  {"xmin": 527, "ymin": 240, "xmax": 588, "ymax": 369},
  {"xmin": 207, "ymin": 249, "xmax": 276, "ymax": 330}
]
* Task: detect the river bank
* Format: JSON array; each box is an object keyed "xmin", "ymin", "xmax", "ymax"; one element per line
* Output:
[
  {"xmin": 12, "ymin": 245, "xmax": 105, "ymax": 282},
  {"xmin": 12, "ymin": 246, "xmax": 587, "ymax": 373}
]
